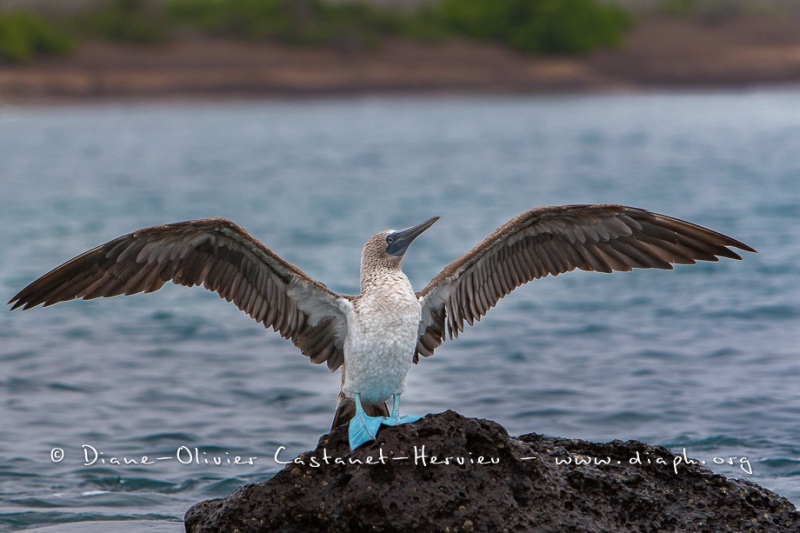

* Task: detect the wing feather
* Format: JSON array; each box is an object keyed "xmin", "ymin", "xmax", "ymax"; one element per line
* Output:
[
  {"xmin": 415, "ymin": 204, "xmax": 755, "ymax": 359},
  {"xmin": 8, "ymin": 218, "xmax": 350, "ymax": 370}
]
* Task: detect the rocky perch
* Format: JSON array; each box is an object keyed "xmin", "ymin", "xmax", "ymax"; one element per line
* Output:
[{"xmin": 185, "ymin": 411, "xmax": 799, "ymax": 532}]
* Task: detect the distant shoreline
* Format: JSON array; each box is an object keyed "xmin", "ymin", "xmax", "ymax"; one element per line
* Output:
[{"xmin": 3, "ymin": 17, "xmax": 800, "ymax": 105}]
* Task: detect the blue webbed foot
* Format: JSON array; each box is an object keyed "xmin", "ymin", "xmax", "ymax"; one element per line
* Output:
[
  {"xmin": 381, "ymin": 414, "xmax": 421, "ymax": 427},
  {"xmin": 381, "ymin": 393, "xmax": 421, "ymax": 427},
  {"xmin": 348, "ymin": 393, "xmax": 383, "ymax": 450},
  {"xmin": 349, "ymin": 413, "xmax": 383, "ymax": 450}
]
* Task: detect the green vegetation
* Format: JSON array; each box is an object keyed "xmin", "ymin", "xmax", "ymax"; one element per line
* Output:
[
  {"xmin": 0, "ymin": 0, "xmax": 633, "ymax": 63},
  {"xmin": 167, "ymin": 0, "xmax": 630, "ymax": 53},
  {"xmin": 661, "ymin": 0, "xmax": 696, "ymax": 17},
  {"xmin": 69, "ymin": 0, "xmax": 172, "ymax": 45},
  {"xmin": 436, "ymin": 0, "xmax": 632, "ymax": 54},
  {"xmin": 168, "ymin": 0, "xmax": 412, "ymax": 49},
  {"xmin": 0, "ymin": 11, "xmax": 75, "ymax": 63}
]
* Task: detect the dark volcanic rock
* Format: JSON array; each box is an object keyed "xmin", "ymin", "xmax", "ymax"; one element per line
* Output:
[{"xmin": 185, "ymin": 411, "xmax": 799, "ymax": 532}]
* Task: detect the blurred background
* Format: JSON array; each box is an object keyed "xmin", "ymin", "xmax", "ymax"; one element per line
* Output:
[
  {"xmin": 2, "ymin": 0, "xmax": 800, "ymax": 99},
  {"xmin": 2, "ymin": 1, "xmax": 799, "ymax": 532}
]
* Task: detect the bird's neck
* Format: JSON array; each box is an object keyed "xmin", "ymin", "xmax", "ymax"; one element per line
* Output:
[{"xmin": 359, "ymin": 265, "xmax": 412, "ymax": 297}]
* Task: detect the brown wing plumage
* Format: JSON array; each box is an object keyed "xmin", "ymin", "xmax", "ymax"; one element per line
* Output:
[
  {"xmin": 8, "ymin": 218, "xmax": 349, "ymax": 370},
  {"xmin": 414, "ymin": 204, "xmax": 756, "ymax": 361}
]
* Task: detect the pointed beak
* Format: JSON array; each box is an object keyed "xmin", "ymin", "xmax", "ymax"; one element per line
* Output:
[{"xmin": 386, "ymin": 216, "xmax": 439, "ymax": 257}]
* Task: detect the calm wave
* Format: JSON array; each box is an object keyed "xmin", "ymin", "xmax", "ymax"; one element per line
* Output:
[{"xmin": 2, "ymin": 92, "xmax": 798, "ymax": 530}]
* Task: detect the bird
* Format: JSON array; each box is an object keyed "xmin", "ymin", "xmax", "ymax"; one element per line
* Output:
[{"xmin": 8, "ymin": 204, "xmax": 755, "ymax": 450}]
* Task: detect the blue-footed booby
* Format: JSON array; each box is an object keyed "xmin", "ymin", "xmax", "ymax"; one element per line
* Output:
[{"xmin": 9, "ymin": 205, "xmax": 755, "ymax": 449}]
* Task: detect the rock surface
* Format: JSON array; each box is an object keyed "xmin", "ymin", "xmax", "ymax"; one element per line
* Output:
[{"xmin": 185, "ymin": 411, "xmax": 800, "ymax": 532}]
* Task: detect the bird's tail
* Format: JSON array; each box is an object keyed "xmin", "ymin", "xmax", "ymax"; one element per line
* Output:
[{"xmin": 331, "ymin": 392, "xmax": 389, "ymax": 430}]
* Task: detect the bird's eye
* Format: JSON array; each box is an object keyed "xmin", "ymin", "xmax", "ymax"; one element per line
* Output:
[{"xmin": 386, "ymin": 236, "xmax": 394, "ymax": 244}]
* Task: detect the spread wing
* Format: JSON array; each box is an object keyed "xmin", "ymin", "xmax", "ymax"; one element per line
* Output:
[
  {"xmin": 8, "ymin": 218, "xmax": 350, "ymax": 370},
  {"xmin": 414, "ymin": 204, "xmax": 756, "ymax": 361}
]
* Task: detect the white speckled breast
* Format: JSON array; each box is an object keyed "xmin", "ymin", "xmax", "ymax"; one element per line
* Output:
[{"xmin": 341, "ymin": 271, "xmax": 421, "ymax": 406}]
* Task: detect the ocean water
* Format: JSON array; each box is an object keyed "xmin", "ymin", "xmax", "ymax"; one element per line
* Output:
[{"xmin": 1, "ymin": 92, "xmax": 798, "ymax": 531}]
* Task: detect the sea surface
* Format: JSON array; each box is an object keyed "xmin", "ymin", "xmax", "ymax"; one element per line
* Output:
[{"xmin": 1, "ymin": 92, "xmax": 798, "ymax": 531}]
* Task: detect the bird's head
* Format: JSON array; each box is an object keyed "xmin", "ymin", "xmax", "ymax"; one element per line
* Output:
[{"xmin": 362, "ymin": 216, "xmax": 439, "ymax": 272}]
